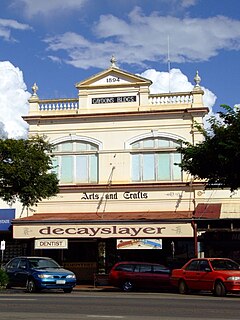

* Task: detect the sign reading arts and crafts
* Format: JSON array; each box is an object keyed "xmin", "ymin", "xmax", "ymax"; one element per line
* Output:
[
  {"xmin": 81, "ymin": 191, "xmax": 148, "ymax": 201},
  {"xmin": 13, "ymin": 223, "xmax": 193, "ymax": 239},
  {"xmin": 0, "ymin": 209, "xmax": 15, "ymax": 231}
]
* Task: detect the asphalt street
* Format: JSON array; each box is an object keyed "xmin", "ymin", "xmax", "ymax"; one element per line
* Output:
[{"xmin": 0, "ymin": 288, "xmax": 239, "ymax": 320}]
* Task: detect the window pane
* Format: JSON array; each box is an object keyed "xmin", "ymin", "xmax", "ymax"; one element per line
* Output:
[
  {"xmin": 76, "ymin": 155, "xmax": 88, "ymax": 182},
  {"xmin": 61, "ymin": 142, "xmax": 73, "ymax": 152},
  {"xmin": 51, "ymin": 156, "xmax": 59, "ymax": 175},
  {"xmin": 158, "ymin": 153, "xmax": 170, "ymax": 180},
  {"xmin": 61, "ymin": 156, "xmax": 73, "ymax": 183},
  {"xmin": 173, "ymin": 153, "xmax": 182, "ymax": 180},
  {"xmin": 53, "ymin": 145, "xmax": 59, "ymax": 152},
  {"xmin": 143, "ymin": 139, "xmax": 154, "ymax": 148},
  {"xmin": 132, "ymin": 154, "xmax": 140, "ymax": 181},
  {"xmin": 76, "ymin": 142, "xmax": 87, "ymax": 151},
  {"xmin": 132, "ymin": 142, "xmax": 140, "ymax": 149},
  {"xmin": 143, "ymin": 154, "xmax": 155, "ymax": 180},
  {"xmin": 90, "ymin": 144, "xmax": 97, "ymax": 151},
  {"xmin": 158, "ymin": 139, "xmax": 170, "ymax": 147},
  {"xmin": 171, "ymin": 140, "xmax": 181, "ymax": 147},
  {"xmin": 90, "ymin": 154, "xmax": 98, "ymax": 182}
]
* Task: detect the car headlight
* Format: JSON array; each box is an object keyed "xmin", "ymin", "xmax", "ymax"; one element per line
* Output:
[
  {"xmin": 38, "ymin": 274, "xmax": 54, "ymax": 279},
  {"xmin": 66, "ymin": 274, "xmax": 76, "ymax": 279},
  {"xmin": 227, "ymin": 276, "xmax": 240, "ymax": 281}
]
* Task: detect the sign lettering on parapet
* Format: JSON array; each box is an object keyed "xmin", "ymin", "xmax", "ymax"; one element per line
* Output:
[
  {"xmin": 13, "ymin": 223, "xmax": 193, "ymax": 239},
  {"xmin": 92, "ymin": 96, "xmax": 136, "ymax": 104},
  {"xmin": 81, "ymin": 191, "xmax": 148, "ymax": 200}
]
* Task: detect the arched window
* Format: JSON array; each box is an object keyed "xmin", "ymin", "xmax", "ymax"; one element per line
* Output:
[
  {"xmin": 131, "ymin": 137, "xmax": 182, "ymax": 182},
  {"xmin": 52, "ymin": 140, "xmax": 98, "ymax": 184}
]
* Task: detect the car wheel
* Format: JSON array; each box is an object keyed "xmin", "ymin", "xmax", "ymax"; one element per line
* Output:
[
  {"xmin": 178, "ymin": 280, "xmax": 188, "ymax": 294},
  {"xmin": 63, "ymin": 288, "xmax": 73, "ymax": 293},
  {"xmin": 122, "ymin": 281, "xmax": 133, "ymax": 292},
  {"xmin": 214, "ymin": 281, "xmax": 226, "ymax": 297},
  {"xmin": 26, "ymin": 279, "xmax": 38, "ymax": 293}
]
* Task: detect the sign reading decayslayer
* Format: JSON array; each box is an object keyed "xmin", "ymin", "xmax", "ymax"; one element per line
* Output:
[{"xmin": 13, "ymin": 223, "xmax": 193, "ymax": 239}]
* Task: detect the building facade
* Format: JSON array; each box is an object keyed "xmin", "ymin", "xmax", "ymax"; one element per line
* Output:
[{"xmin": 11, "ymin": 58, "xmax": 240, "ymax": 282}]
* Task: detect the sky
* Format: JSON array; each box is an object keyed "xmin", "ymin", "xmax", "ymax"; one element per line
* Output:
[{"xmin": 0, "ymin": 0, "xmax": 240, "ymax": 138}]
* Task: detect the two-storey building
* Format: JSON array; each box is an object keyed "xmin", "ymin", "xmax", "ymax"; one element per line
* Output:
[{"xmin": 11, "ymin": 58, "xmax": 240, "ymax": 282}]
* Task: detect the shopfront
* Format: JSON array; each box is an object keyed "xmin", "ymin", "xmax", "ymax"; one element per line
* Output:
[{"xmin": 12, "ymin": 217, "xmax": 195, "ymax": 282}]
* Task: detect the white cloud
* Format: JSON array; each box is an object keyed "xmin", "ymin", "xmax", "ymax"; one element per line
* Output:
[
  {"xmin": 180, "ymin": 0, "xmax": 198, "ymax": 8},
  {"xmin": 140, "ymin": 68, "xmax": 216, "ymax": 109},
  {"xmin": 11, "ymin": 0, "xmax": 87, "ymax": 17},
  {"xmin": 0, "ymin": 62, "xmax": 216, "ymax": 138},
  {"xmin": 44, "ymin": 7, "xmax": 240, "ymax": 69},
  {"xmin": 0, "ymin": 61, "xmax": 31, "ymax": 138},
  {"xmin": 0, "ymin": 18, "xmax": 32, "ymax": 41},
  {"xmin": 140, "ymin": 68, "xmax": 217, "ymax": 128}
]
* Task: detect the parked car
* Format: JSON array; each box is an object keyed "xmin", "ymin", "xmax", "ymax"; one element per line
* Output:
[
  {"xmin": 109, "ymin": 261, "xmax": 171, "ymax": 291},
  {"xmin": 170, "ymin": 257, "xmax": 240, "ymax": 297},
  {"xmin": 3, "ymin": 256, "xmax": 76, "ymax": 293}
]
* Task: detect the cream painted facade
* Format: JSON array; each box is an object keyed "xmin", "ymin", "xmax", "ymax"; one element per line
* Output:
[
  {"xmin": 24, "ymin": 62, "xmax": 206, "ymax": 217},
  {"xmin": 10, "ymin": 59, "xmax": 240, "ymax": 278}
]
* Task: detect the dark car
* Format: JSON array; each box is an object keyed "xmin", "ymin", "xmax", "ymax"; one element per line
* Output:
[
  {"xmin": 4, "ymin": 256, "xmax": 76, "ymax": 293},
  {"xmin": 109, "ymin": 261, "xmax": 171, "ymax": 291},
  {"xmin": 171, "ymin": 257, "xmax": 240, "ymax": 297}
]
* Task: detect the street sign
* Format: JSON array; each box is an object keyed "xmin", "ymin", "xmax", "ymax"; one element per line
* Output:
[{"xmin": 1, "ymin": 240, "xmax": 5, "ymax": 250}]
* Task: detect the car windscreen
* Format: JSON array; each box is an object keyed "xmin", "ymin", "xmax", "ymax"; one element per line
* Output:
[
  {"xmin": 29, "ymin": 258, "xmax": 60, "ymax": 269},
  {"xmin": 210, "ymin": 259, "xmax": 240, "ymax": 270}
]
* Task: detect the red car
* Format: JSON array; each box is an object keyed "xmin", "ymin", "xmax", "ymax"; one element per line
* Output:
[
  {"xmin": 171, "ymin": 258, "xmax": 240, "ymax": 296},
  {"xmin": 109, "ymin": 261, "xmax": 171, "ymax": 291}
]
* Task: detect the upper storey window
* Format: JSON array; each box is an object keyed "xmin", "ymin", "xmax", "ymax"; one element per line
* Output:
[
  {"xmin": 52, "ymin": 141, "xmax": 98, "ymax": 184},
  {"xmin": 131, "ymin": 137, "xmax": 182, "ymax": 182}
]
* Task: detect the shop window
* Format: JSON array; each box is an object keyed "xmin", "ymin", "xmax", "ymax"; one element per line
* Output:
[
  {"xmin": 52, "ymin": 140, "xmax": 98, "ymax": 184},
  {"xmin": 131, "ymin": 137, "xmax": 182, "ymax": 182}
]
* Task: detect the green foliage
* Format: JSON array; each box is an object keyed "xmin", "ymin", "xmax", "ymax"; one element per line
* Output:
[
  {"xmin": 0, "ymin": 268, "xmax": 8, "ymax": 288},
  {"xmin": 0, "ymin": 135, "xmax": 59, "ymax": 207},
  {"xmin": 178, "ymin": 105, "xmax": 240, "ymax": 191}
]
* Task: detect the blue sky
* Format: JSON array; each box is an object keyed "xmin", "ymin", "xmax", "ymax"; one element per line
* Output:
[{"xmin": 0, "ymin": 0, "xmax": 240, "ymax": 137}]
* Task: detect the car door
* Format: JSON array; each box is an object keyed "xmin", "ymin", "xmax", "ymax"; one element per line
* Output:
[
  {"xmin": 15, "ymin": 258, "xmax": 29, "ymax": 287},
  {"xmin": 5, "ymin": 258, "xmax": 21, "ymax": 286},
  {"xmin": 152, "ymin": 265, "xmax": 171, "ymax": 289},
  {"xmin": 135, "ymin": 264, "xmax": 153, "ymax": 289},
  {"xmin": 194, "ymin": 260, "xmax": 213, "ymax": 291},
  {"xmin": 182, "ymin": 260, "xmax": 200, "ymax": 290}
]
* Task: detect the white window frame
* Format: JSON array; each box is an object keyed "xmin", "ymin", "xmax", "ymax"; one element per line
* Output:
[
  {"xmin": 52, "ymin": 137, "xmax": 100, "ymax": 184},
  {"xmin": 130, "ymin": 136, "xmax": 182, "ymax": 182}
]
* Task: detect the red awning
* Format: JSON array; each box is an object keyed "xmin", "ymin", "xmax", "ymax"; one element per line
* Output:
[
  {"xmin": 13, "ymin": 210, "xmax": 193, "ymax": 224},
  {"xmin": 194, "ymin": 203, "xmax": 221, "ymax": 219}
]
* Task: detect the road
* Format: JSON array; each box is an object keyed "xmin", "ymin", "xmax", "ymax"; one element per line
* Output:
[{"xmin": 0, "ymin": 290, "xmax": 239, "ymax": 320}]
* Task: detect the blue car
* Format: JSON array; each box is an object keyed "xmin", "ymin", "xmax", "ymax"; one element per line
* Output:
[{"xmin": 4, "ymin": 256, "xmax": 76, "ymax": 293}]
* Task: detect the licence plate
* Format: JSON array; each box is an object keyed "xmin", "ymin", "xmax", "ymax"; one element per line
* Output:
[{"xmin": 56, "ymin": 280, "xmax": 66, "ymax": 284}]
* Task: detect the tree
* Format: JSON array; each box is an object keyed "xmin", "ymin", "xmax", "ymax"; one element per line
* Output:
[
  {"xmin": 178, "ymin": 105, "xmax": 240, "ymax": 191},
  {"xmin": 0, "ymin": 135, "xmax": 59, "ymax": 208}
]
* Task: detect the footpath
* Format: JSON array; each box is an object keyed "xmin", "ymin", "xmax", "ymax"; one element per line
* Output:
[
  {"xmin": 0, "ymin": 284, "xmax": 118, "ymax": 294},
  {"xmin": 74, "ymin": 284, "xmax": 118, "ymax": 292}
]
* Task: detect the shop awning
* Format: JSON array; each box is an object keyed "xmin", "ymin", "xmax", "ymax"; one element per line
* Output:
[
  {"xmin": 194, "ymin": 204, "xmax": 221, "ymax": 219},
  {"xmin": 13, "ymin": 210, "xmax": 193, "ymax": 223},
  {"xmin": 195, "ymin": 203, "xmax": 240, "ymax": 219}
]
